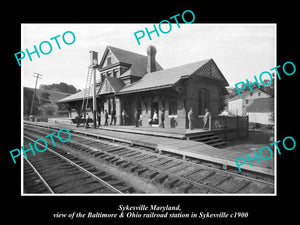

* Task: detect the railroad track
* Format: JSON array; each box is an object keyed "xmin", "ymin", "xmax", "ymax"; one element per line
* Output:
[
  {"xmin": 23, "ymin": 135, "xmax": 137, "ymax": 194},
  {"xmin": 24, "ymin": 124, "xmax": 275, "ymax": 194}
]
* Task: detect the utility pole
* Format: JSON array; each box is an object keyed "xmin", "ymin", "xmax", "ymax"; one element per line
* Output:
[{"xmin": 29, "ymin": 72, "xmax": 43, "ymax": 121}]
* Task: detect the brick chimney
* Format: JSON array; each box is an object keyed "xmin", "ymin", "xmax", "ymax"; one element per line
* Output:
[
  {"xmin": 146, "ymin": 45, "xmax": 157, "ymax": 73},
  {"xmin": 89, "ymin": 51, "xmax": 98, "ymax": 66}
]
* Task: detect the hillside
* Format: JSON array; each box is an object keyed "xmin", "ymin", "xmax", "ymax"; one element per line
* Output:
[
  {"xmin": 25, "ymin": 87, "xmax": 71, "ymax": 101},
  {"xmin": 23, "ymin": 87, "xmax": 71, "ymax": 121}
]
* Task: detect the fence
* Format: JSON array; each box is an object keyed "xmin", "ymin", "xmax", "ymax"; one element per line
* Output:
[{"xmin": 199, "ymin": 115, "xmax": 249, "ymax": 141}]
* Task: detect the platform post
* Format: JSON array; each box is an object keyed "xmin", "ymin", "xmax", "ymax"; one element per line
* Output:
[
  {"xmin": 115, "ymin": 97, "xmax": 121, "ymax": 126},
  {"xmin": 208, "ymin": 116, "xmax": 212, "ymax": 131}
]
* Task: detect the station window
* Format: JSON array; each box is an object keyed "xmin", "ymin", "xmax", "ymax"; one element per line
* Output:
[
  {"xmin": 108, "ymin": 100, "xmax": 111, "ymax": 115},
  {"xmin": 199, "ymin": 88, "xmax": 210, "ymax": 115},
  {"xmin": 169, "ymin": 98, "xmax": 177, "ymax": 115},
  {"xmin": 107, "ymin": 70, "xmax": 112, "ymax": 77},
  {"xmin": 113, "ymin": 69, "xmax": 119, "ymax": 78},
  {"xmin": 107, "ymin": 57, "xmax": 111, "ymax": 65}
]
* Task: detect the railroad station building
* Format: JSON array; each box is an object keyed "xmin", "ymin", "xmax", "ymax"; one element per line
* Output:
[{"xmin": 57, "ymin": 45, "xmax": 229, "ymax": 129}]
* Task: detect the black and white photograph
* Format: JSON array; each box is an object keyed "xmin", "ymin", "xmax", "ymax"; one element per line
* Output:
[{"xmin": 21, "ymin": 23, "xmax": 276, "ymax": 195}]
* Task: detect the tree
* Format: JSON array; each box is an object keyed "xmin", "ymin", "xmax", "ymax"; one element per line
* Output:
[
  {"xmin": 218, "ymin": 95, "xmax": 227, "ymax": 114},
  {"xmin": 43, "ymin": 105, "xmax": 56, "ymax": 116},
  {"xmin": 39, "ymin": 82, "xmax": 78, "ymax": 94},
  {"xmin": 40, "ymin": 92, "xmax": 51, "ymax": 104},
  {"xmin": 23, "ymin": 88, "xmax": 40, "ymax": 115},
  {"xmin": 260, "ymin": 73, "xmax": 275, "ymax": 97},
  {"xmin": 228, "ymin": 73, "xmax": 275, "ymax": 99}
]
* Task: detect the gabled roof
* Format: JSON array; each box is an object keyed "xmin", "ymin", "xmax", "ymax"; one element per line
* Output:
[
  {"xmin": 57, "ymin": 84, "xmax": 100, "ymax": 103},
  {"xmin": 99, "ymin": 46, "xmax": 163, "ymax": 78},
  {"xmin": 118, "ymin": 59, "xmax": 228, "ymax": 95},
  {"xmin": 228, "ymin": 89, "xmax": 271, "ymax": 102},
  {"xmin": 57, "ymin": 47, "xmax": 229, "ymax": 103},
  {"xmin": 246, "ymin": 97, "xmax": 274, "ymax": 113},
  {"xmin": 98, "ymin": 76, "xmax": 125, "ymax": 95}
]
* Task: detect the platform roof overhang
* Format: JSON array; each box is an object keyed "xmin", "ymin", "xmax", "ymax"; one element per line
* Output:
[{"xmin": 57, "ymin": 84, "xmax": 100, "ymax": 104}]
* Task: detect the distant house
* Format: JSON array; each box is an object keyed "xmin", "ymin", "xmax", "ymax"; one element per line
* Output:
[
  {"xmin": 228, "ymin": 89, "xmax": 271, "ymax": 116},
  {"xmin": 246, "ymin": 97, "xmax": 274, "ymax": 125}
]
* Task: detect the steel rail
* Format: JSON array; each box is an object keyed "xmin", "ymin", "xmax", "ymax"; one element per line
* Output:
[
  {"xmin": 24, "ymin": 124, "xmax": 274, "ymax": 192},
  {"xmin": 24, "ymin": 135, "xmax": 123, "ymax": 194},
  {"xmin": 23, "ymin": 156, "xmax": 55, "ymax": 194},
  {"xmin": 54, "ymin": 129, "xmax": 275, "ymax": 188}
]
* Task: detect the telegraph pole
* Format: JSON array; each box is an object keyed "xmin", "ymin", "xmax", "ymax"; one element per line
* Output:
[{"xmin": 29, "ymin": 72, "xmax": 43, "ymax": 120}]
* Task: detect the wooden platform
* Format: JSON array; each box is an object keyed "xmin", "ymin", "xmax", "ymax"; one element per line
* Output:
[
  {"xmin": 24, "ymin": 121, "xmax": 274, "ymax": 176},
  {"xmin": 98, "ymin": 126, "xmax": 207, "ymax": 139},
  {"xmin": 99, "ymin": 126, "xmax": 226, "ymax": 147}
]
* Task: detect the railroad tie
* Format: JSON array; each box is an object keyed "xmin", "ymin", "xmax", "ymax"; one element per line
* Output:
[
  {"xmin": 115, "ymin": 160, "xmax": 126, "ymax": 166},
  {"xmin": 177, "ymin": 183, "xmax": 194, "ymax": 193},
  {"xmin": 153, "ymin": 174, "xmax": 169, "ymax": 184},
  {"xmin": 164, "ymin": 177, "xmax": 181, "ymax": 189},
  {"xmin": 135, "ymin": 167, "xmax": 148, "ymax": 175},
  {"xmin": 128, "ymin": 165, "xmax": 140, "ymax": 173}
]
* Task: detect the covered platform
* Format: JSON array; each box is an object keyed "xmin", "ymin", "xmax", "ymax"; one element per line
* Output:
[{"xmin": 24, "ymin": 121, "xmax": 274, "ymax": 176}]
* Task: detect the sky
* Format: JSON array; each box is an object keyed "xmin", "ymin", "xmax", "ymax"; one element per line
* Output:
[{"xmin": 21, "ymin": 23, "xmax": 276, "ymax": 90}]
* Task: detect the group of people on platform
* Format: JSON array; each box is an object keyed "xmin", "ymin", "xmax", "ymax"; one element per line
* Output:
[
  {"xmin": 76, "ymin": 109, "xmax": 117, "ymax": 128},
  {"xmin": 133, "ymin": 109, "xmax": 166, "ymax": 128},
  {"xmin": 131, "ymin": 107, "xmax": 211, "ymax": 130},
  {"xmin": 187, "ymin": 107, "xmax": 211, "ymax": 130},
  {"xmin": 76, "ymin": 107, "xmax": 211, "ymax": 130}
]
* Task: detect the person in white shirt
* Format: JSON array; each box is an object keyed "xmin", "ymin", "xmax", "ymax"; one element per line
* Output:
[
  {"xmin": 153, "ymin": 110, "xmax": 158, "ymax": 124},
  {"xmin": 203, "ymin": 108, "xmax": 211, "ymax": 130},
  {"xmin": 188, "ymin": 107, "xmax": 194, "ymax": 130}
]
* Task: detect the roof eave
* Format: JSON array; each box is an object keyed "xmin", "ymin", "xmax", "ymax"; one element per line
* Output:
[
  {"xmin": 117, "ymin": 84, "xmax": 173, "ymax": 95},
  {"xmin": 57, "ymin": 97, "xmax": 90, "ymax": 104}
]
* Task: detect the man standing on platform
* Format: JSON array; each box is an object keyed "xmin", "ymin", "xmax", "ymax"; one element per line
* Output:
[
  {"xmin": 188, "ymin": 107, "xmax": 194, "ymax": 130},
  {"xmin": 76, "ymin": 114, "xmax": 82, "ymax": 127},
  {"xmin": 153, "ymin": 110, "xmax": 158, "ymax": 124},
  {"xmin": 160, "ymin": 109, "xmax": 165, "ymax": 128},
  {"xmin": 104, "ymin": 110, "xmax": 109, "ymax": 126},
  {"xmin": 85, "ymin": 113, "xmax": 90, "ymax": 128},
  {"xmin": 97, "ymin": 110, "xmax": 101, "ymax": 127},
  {"xmin": 203, "ymin": 108, "xmax": 211, "ymax": 130},
  {"xmin": 122, "ymin": 109, "xmax": 126, "ymax": 125},
  {"xmin": 110, "ymin": 109, "xmax": 116, "ymax": 125},
  {"xmin": 134, "ymin": 109, "xmax": 140, "ymax": 127}
]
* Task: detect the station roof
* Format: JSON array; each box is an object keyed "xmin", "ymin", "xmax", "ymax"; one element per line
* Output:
[
  {"xmin": 97, "ymin": 76, "xmax": 125, "ymax": 95},
  {"xmin": 100, "ymin": 46, "xmax": 163, "ymax": 78},
  {"xmin": 118, "ymin": 58, "xmax": 229, "ymax": 95},
  {"xmin": 57, "ymin": 84, "xmax": 100, "ymax": 103},
  {"xmin": 57, "ymin": 46, "xmax": 229, "ymax": 103}
]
